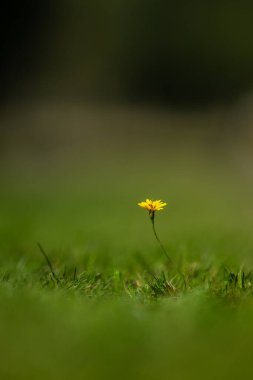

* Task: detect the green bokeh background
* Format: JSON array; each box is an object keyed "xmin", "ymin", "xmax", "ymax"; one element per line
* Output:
[{"xmin": 2, "ymin": 1, "xmax": 253, "ymax": 378}]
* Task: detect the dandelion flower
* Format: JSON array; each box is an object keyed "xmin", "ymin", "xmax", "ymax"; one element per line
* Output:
[
  {"xmin": 138, "ymin": 199, "xmax": 167, "ymax": 213},
  {"xmin": 138, "ymin": 198, "xmax": 171, "ymax": 263}
]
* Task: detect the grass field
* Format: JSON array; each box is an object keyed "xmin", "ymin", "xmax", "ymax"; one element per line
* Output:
[{"xmin": 1, "ymin": 103, "xmax": 253, "ymax": 379}]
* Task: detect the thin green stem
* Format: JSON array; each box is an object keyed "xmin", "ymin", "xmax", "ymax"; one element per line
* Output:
[{"xmin": 150, "ymin": 212, "xmax": 172, "ymax": 264}]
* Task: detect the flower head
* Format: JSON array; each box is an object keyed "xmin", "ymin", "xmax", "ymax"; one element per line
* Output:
[{"xmin": 138, "ymin": 199, "xmax": 167, "ymax": 213}]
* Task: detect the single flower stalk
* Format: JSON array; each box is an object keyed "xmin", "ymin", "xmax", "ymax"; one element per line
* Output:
[{"xmin": 138, "ymin": 199, "xmax": 172, "ymax": 263}]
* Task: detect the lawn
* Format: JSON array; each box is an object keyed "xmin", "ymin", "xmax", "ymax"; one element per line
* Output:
[{"xmin": 1, "ymin": 104, "xmax": 253, "ymax": 379}]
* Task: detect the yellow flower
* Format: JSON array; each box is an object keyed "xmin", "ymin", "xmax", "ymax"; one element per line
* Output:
[
  {"xmin": 138, "ymin": 199, "xmax": 167, "ymax": 212},
  {"xmin": 138, "ymin": 198, "xmax": 171, "ymax": 262}
]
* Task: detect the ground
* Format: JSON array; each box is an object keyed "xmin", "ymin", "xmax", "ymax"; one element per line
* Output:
[{"xmin": 1, "ymin": 103, "xmax": 253, "ymax": 379}]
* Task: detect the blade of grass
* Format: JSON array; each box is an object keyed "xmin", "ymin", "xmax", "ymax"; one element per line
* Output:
[{"xmin": 37, "ymin": 243, "xmax": 59, "ymax": 283}]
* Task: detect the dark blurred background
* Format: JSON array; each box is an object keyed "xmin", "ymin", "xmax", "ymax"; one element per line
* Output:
[
  {"xmin": 1, "ymin": 0, "xmax": 253, "ymax": 187},
  {"xmin": 1, "ymin": 0, "xmax": 253, "ymax": 106}
]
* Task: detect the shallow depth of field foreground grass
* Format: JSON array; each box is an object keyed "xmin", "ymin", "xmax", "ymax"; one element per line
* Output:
[{"xmin": 1, "ymin": 104, "xmax": 253, "ymax": 379}]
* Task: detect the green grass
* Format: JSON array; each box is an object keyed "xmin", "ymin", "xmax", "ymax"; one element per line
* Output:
[{"xmin": 1, "ymin": 121, "xmax": 253, "ymax": 379}]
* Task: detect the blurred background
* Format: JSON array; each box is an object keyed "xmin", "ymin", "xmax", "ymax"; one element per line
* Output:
[
  {"xmin": 2, "ymin": 4, "xmax": 253, "ymax": 379},
  {"xmin": 1, "ymin": 0, "xmax": 253, "ymax": 262},
  {"xmin": 1, "ymin": 0, "xmax": 253, "ymax": 104}
]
